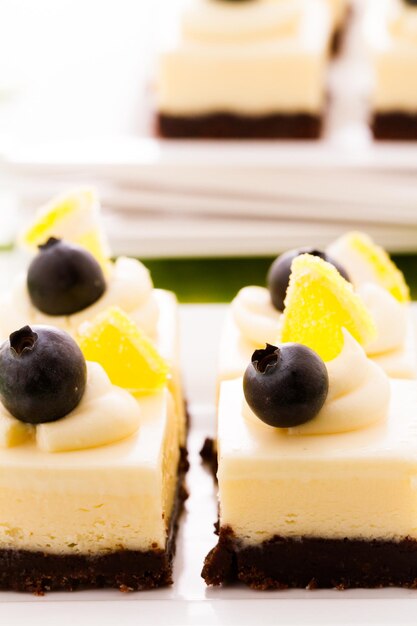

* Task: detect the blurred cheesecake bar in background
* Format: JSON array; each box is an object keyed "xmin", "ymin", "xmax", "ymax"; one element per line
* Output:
[
  {"xmin": 365, "ymin": 0, "xmax": 417, "ymax": 140},
  {"xmin": 156, "ymin": 0, "xmax": 333, "ymax": 139}
]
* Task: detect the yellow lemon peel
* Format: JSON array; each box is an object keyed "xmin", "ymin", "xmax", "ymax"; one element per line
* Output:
[
  {"xmin": 281, "ymin": 254, "xmax": 376, "ymax": 361},
  {"xmin": 345, "ymin": 231, "xmax": 409, "ymax": 303},
  {"xmin": 77, "ymin": 307, "xmax": 168, "ymax": 395},
  {"xmin": 20, "ymin": 188, "xmax": 110, "ymax": 271}
]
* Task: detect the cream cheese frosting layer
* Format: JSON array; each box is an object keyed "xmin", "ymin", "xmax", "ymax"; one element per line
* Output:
[
  {"xmin": 0, "ymin": 388, "xmax": 180, "ymax": 554},
  {"xmin": 364, "ymin": 0, "xmax": 417, "ymax": 112},
  {"xmin": 157, "ymin": 0, "xmax": 331, "ymax": 116},
  {"xmin": 0, "ymin": 256, "xmax": 158, "ymax": 340},
  {"xmin": 218, "ymin": 377, "xmax": 417, "ymax": 544}
]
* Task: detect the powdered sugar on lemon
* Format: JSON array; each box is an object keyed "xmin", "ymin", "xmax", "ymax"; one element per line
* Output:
[
  {"xmin": 281, "ymin": 254, "xmax": 376, "ymax": 361},
  {"xmin": 77, "ymin": 307, "xmax": 168, "ymax": 395}
]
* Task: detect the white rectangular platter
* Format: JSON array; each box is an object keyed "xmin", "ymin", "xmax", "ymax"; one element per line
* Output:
[{"xmin": 1, "ymin": 304, "xmax": 417, "ymax": 626}]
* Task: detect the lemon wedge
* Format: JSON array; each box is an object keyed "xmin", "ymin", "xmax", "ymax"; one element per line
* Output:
[
  {"xmin": 20, "ymin": 187, "xmax": 110, "ymax": 270},
  {"xmin": 329, "ymin": 231, "xmax": 409, "ymax": 303},
  {"xmin": 77, "ymin": 306, "xmax": 168, "ymax": 394},
  {"xmin": 281, "ymin": 254, "xmax": 376, "ymax": 361}
]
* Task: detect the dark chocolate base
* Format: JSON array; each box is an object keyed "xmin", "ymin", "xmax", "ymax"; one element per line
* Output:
[
  {"xmin": 202, "ymin": 526, "xmax": 417, "ymax": 590},
  {"xmin": 200, "ymin": 437, "xmax": 218, "ymax": 477},
  {"xmin": 157, "ymin": 112, "xmax": 323, "ymax": 140},
  {"xmin": 0, "ymin": 447, "xmax": 189, "ymax": 594},
  {"xmin": 331, "ymin": 25, "xmax": 344, "ymax": 56},
  {"xmin": 330, "ymin": 6, "xmax": 351, "ymax": 57},
  {"xmin": 372, "ymin": 112, "xmax": 417, "ymax": 141}
]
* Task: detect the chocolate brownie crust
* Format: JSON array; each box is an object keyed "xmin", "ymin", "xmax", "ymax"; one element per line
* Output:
[
  {"xmin": 200, "ymin": 437, "xmax": 218, "ymax": 477},
  {"xmin": 157, "ymin": 113, "xmax": 323, "ymax": 139},
  {"xmin": 0, "ymin": 449, "xmax": 189, "ymax": 594},
  {"xmin": 330, "ymin": 6, "xmax": 351, "ymax": 56},
  {"xmin": 202, "ymin": 526, "xmax": 417, "ymax": 590},
  {"xmin": 372, "ymin": 112, "xmax": 417, "ymax": 140},
  {"xmin": 0, "ymin": 547, "xmax": 173, "ymax": 594}
]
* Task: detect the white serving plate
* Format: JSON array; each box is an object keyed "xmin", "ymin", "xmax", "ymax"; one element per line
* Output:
[{"xmin": 1, "ymin": 304, "xmax": 417, "ymax": 626}]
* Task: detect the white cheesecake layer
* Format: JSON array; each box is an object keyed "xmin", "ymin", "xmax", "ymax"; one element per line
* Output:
[
  {"xmin": 365, "ymin": 0, "xmax": 417, "ymax": 112},
  {"xmin": 0, "ymin": 389, "xmax": 180, "ymax": 554},
  {"xmin": 218, "ymin": 378, "xmax": 417, "ymax": 544},
  {"xmin": 155, "ymin": 290, "xmax": 186, "ymax": 446},
  {"xmin": 157, "ymin": 0, "xmax": 331, "ymax": 116}
]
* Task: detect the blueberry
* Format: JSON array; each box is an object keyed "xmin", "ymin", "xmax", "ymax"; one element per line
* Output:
[
  {"xmin": 243, "ymin": 343, "xmax": 329, "ymax": 428},
  {"xmin": 27, "ymin": 238, "xmax": 106, "ymax": 316},
  {"xmin": 0, "ymin": 325, "xmax": 87, "ymax": 424},
  {"xmin": 267, "ymin": 248, "xmax": 350, "ymax": 312}
]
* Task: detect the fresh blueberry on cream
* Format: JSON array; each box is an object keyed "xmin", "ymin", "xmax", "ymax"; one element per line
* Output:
[
  {"xmin": 267, "ymin": 248, "xmax": 350, "ymax": 312},
  {"xmin": 0, "ymin": 325, "xmax": 87, "ymax": 424},
  {"xmin": 27, "ymin": 238, "xmax": 106, "ymax": 316},
  {"xmin": 243, "ymin": 343, "xmax": 329, "ymax": 428}
]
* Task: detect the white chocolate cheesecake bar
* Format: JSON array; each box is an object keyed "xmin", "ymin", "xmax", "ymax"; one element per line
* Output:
[
  {"xmin": 365, "ymin": 0, "xmax": 417, "ymax": 139},
  {"xmin": 156, "ymin": 0, "xmax": 332, "ymax": 138},
  {"xmin": 203, "ymin": 253, "xmax": 417, "ymax": 589}
]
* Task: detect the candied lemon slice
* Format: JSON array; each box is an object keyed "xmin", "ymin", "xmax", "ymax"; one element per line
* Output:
[
  {"xmin": 20, "ymin": 187, "xmax": 110, "ymax": 270},
  {"xmin": 331, "ymin": 231, "xmax": 410, "ymax": 303},
  {"xmin": 77, "ymin": 307, "xmax": 168, "ymax": 394},
  {"xmin": 281, "ymin": 254, "xmax": 376, "ymax": 361}
]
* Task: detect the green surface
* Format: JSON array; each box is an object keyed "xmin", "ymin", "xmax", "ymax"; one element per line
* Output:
[{"xmin": 145, "ymin": 254, "xmax": 417, "ymax": 303}]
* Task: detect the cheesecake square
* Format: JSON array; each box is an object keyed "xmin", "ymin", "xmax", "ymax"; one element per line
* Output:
[
  {"xmin": 203, "ymin": 377, "xmax": 417, "ymax": 589},
  {"xmin": 0, "ymin": 388, "xmax": 186, "ymax": 593},
  {"xmin": 156, "ymin": 0, "xmax": 332, "ymax": 139},
  {"xmin": 0, "ymin": 291, "xmax": 187, "ymax": 593},
  {"xmin": 0, "ymin": 189, "xmax": 188, "ymax": 592},
  {"xmin": 365, "ymin": 0, "xmax": 417, "ymax": 140},
  {"xmin": 204, "ymin": 252, "xmax": 417, "ymax": 589}
]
